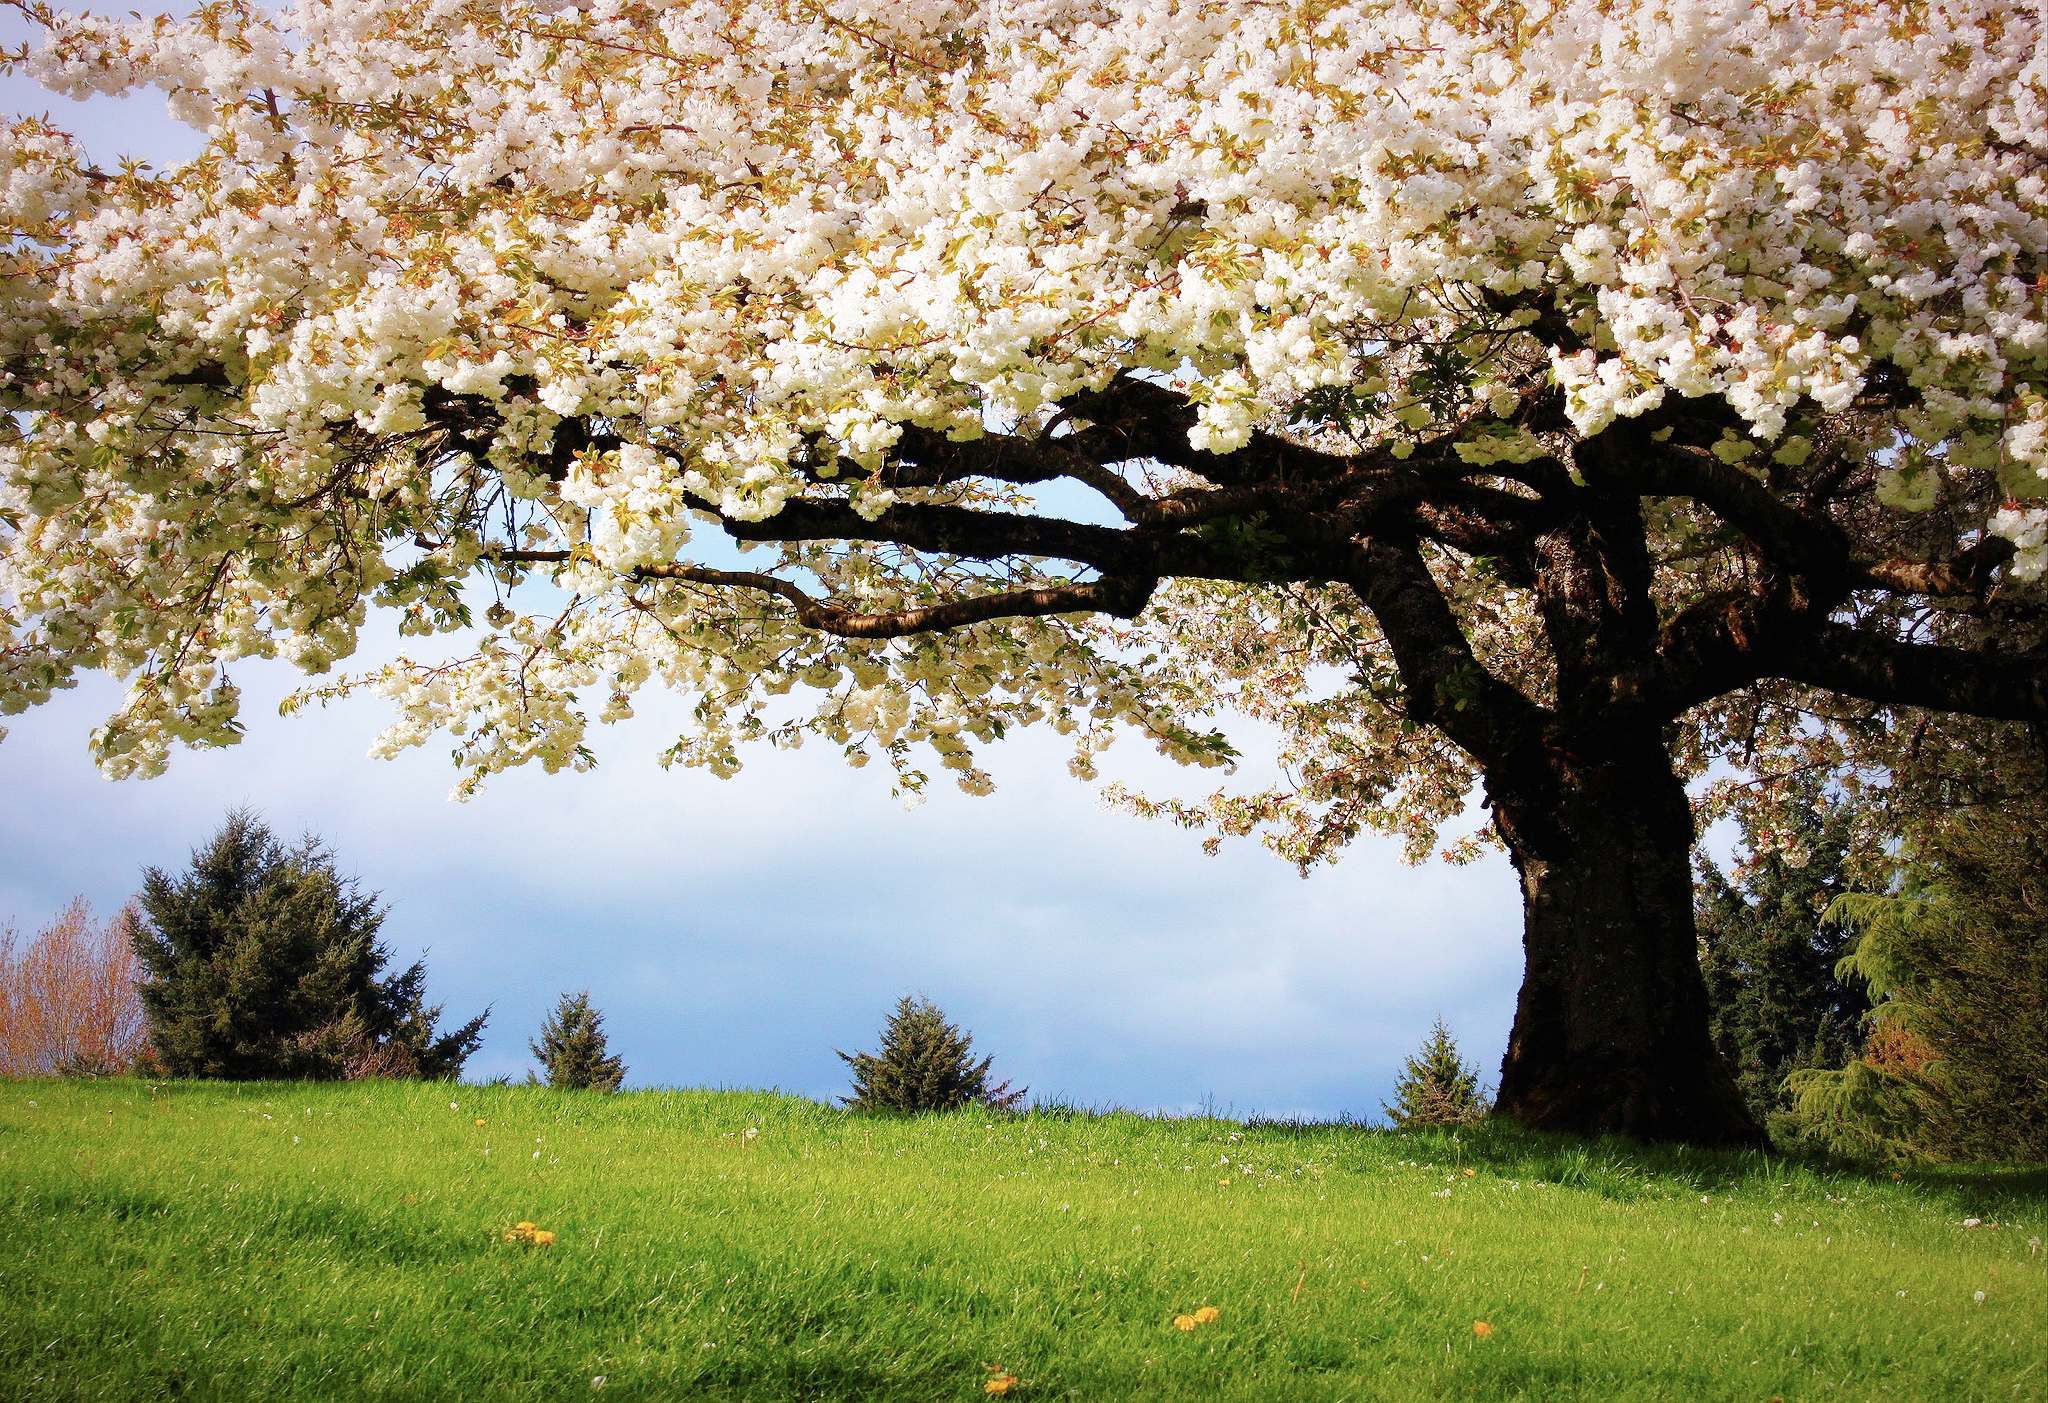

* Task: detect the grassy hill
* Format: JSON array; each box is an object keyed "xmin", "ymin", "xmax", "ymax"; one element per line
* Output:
[{"xmin": 2, "ymin": 1080, "xmax": 2041, "ymax": 1400}]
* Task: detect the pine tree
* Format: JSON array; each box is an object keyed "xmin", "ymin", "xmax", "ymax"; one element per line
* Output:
[
  {"xmin": 1694, "ymin": 782, "xmax": 1870, "ymax": 1128},
  {"xmin": 1382, "ymin": 1018, "xmax": 1489, "ymax": 1129},
  {"xmin": 529, "ymin": 990, "xmax": 627, "ymax": 1092},
  {"xmin": 1785, "ymin": 808, "xmax": 2048, "ymax": 1163},
  {"xmin": 132, "ymin": 810, "xmax": 487, "ymax": 1080},
  {"xmin": 838, "ymin": 994, "xmax": 1026, "ymax": 1113}
]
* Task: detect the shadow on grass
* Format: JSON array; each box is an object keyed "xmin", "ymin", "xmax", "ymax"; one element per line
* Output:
[{"xmin": 1352, "ymin": 1117, "xmax": 2048, "ymax": 1212}]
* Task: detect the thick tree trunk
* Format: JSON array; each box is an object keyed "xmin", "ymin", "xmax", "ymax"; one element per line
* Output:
[{"xmin": 1486, "ymin": 730, "xmax": 1765, "ymax": 1147}]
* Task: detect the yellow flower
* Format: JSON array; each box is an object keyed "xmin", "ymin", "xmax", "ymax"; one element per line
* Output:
[
  {"xmin": 1463, "ymin": 1168, "xmax": 1476, "ymax": 1177},
  {"xmin": 475, "ymin": 1118, "xmax": 488, "ymax": 1126},
  {"xmin": 516, "ymin": 1221, "xmax": 537, "ymax": 1231},
  {"xmin": 1193, "ymin": 1306, "xmax": 1220, "ymax": 1324},
  {"xmin": 1173, "ymin": 1315, "xmax": 1198, "ymax": 1332},
  {"xmin": 984, "ymin": 1372, "xmax": 1017, "ymax": 1395},
  {"xmin": 1473, "ymin": 1320, "xmax": 1494, "ymax": 1338},
  {"xmin": 1216, "ymin": 1178, "xmax": 1231, "ymax": 1187},
  {"xmin": 532, "ymin": 1230, "xmax": 557, "ymax": 1246}
]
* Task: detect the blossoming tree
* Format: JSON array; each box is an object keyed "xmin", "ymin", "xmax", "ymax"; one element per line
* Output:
[{"xmin": 5, "ymin": 0, "xmax": 2044, "ymax": 1144}]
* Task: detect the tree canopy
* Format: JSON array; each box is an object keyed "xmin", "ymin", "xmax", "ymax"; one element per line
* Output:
[{"xmin": 5, "ymin": 0, "xmax": 2046, "ymax": 1143}]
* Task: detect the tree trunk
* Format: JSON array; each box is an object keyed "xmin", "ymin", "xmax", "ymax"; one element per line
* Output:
[{"xmin": 1486, "ymin": 730, "xmax": 1765, "ymax": 1147}]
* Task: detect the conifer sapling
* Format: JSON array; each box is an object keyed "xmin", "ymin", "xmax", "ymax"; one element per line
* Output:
[
  {"xmin": 1383, "ymin": 1018, "xmax": 1491, "ymax": 1129},
  {"xmin": 838, "ymin": 995, "xmax": 1026, "ymax": 1113},
  {"xmin": 530, "ymin": 990, "xmax": 627, "ymax": 1093}
]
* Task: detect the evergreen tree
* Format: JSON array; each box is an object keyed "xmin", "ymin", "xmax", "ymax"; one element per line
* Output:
[
  {"xmin": 132, "ymin": 810, "xmax": 486, "ymax": 1080},
  {"xmin": 1786, "ymin": 808, "xmax": 2048, "ymax": 1163},
  {"xmin": 1382, "ymin": 1018, "xmax": 1489, "ymax": 1129},
  {"xmin": 1695, "ymin": 782, "xmax": 1870, "ymax": 1129},
  {"xmin": 838, "ymin": 995, "xmax": 1025, "ymax": 1113},
  {"xmin": 529, "ymin": 990, "xmax": 627, "ymax": 1092}
]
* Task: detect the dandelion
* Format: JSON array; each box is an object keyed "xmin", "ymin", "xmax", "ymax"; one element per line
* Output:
[
  {"xmin": 1194, "ymin": 1306, "xmax": 1220, "ymax": 1324},
  {"xmin": 517, "ymin": 1222, "xmax": 536, "ymax": 1231},
  {"xmin": 1464, "ymin": 1169, "xmax": 1476, "ymax": 1177},
  {"xmin": 1217, "ymin": 1178, "xmax": 1231, "ymax": 1187},
  {"xmin": 475, "ymin": 1118, "xmax": 487, "ymax": 1126},
  {"xmin": 1473, "ymin": 1321, "xmax": 1494, "ymax": 1338},
  {"xmin": 984, "ymin": 1372, "xmax": 1017, "ymax": 1395},
  {"xmin": 533, "ymin": 1230, "xmax": 556, "ymax": 1246},
  {"xmin": 1173, "ymin": 1315, "xmax": 1199, "ymax": 1332}
]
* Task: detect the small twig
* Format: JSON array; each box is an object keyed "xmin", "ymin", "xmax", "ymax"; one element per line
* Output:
[{"xmin": 1292, "ymin": 1260, "xmax": 1308, "ymax": 1305}]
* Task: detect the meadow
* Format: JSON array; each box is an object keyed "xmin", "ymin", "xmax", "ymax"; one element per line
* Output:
[{"xmin": 1, "ymin": 1080, "xmax": 2040, "ymax": 1402}]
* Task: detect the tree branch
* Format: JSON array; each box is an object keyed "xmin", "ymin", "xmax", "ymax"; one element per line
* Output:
[
  {"xmin": 1342, "ymin": 537, "xmax": 1548, "ymax": 766},
  {"xmin": 1776, "ymin": 622, "xmax": 2048, "ymax": 724},
  {"xmin": 501, "ymin": 552, "xmax": 1159, "ymax": 637},
  {"xmin": 1849, "ymin": 537, "xmax": 2017, "ymax": 599},
  {"xmin": 883, "ymin": 425, "xmax": 1157, "ymax": 522}
]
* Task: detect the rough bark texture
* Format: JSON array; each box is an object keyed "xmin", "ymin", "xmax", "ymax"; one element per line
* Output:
[{"xmin": 1487, "ymin": 733, "xmax": 1765, "ymax": 1147}]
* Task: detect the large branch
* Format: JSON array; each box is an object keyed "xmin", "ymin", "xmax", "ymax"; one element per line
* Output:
[
  {"xmin": 1343, "ymin": 538, "xmax": 1548, "ymax": 767},
  {"xmin": 1062, "ymin": 375, "xmax": 1361, "ymax": 486},
  {"xmin": 1777, "ymin": 621, "xmax": 2048, "ymax": 723},
  {"xmin": 1639, "ymin": 589, "xmax": 2048, "ymax": 725},
  {"xmin": 882, "ymin": 425, "xmax": 1155, "ymax": 522},
  {"xmin": 711, "ymin": 497, "xmax": 1246, "ymax": 580},
  {"xmin": 502, "ymin": 551, "xmax": 1159, "ymax": 636},
  {"xmin": 631, "ymin": 564, "xmax": 1160, "ymax": 638},
  {"xmin": 1622, "ymin": 434, "xmax": 1852, "ymax": 593},
  {"xmin": 1849, "ymin": 537, "xmax": 2017, "ymax": 599}
]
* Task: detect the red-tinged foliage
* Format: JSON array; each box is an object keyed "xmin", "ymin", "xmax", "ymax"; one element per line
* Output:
[{"xmin": 0, "ymin": 898, "xmax": 149, "ymax": 1077}]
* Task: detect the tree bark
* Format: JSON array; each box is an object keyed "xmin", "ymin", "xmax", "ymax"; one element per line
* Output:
[{"xmin": 1485, "ymin": 728, "xmax": 1766, "ymax": 1147}]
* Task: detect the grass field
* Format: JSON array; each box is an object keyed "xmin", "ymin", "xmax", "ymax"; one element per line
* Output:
[{"xmin": 1, "ymin": 1080, "xmax": 2041, "ymax": 1401}]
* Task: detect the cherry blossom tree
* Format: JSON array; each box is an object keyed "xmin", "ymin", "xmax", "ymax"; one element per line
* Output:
[{"xmin": 4, "ymin": 0, "xmax": 2045, "ymax": 1144}]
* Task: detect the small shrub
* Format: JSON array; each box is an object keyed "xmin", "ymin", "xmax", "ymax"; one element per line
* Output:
[
  {"xmin": 530, "ymin": 990, "xmax": 627, "ymax": 1092},
  {"xmin": 1382, "ymin": 1017, "xmax": 1491, "ymax": 1129},
  {"xmin": 838, "ymin": 994, "xmax": 1026, "ymax": 1113}
]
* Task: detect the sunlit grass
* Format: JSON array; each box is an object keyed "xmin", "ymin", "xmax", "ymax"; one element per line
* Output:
[{"xmin": 2, "ymin": 1080, "xmax": 2041, "ymax": 1400}]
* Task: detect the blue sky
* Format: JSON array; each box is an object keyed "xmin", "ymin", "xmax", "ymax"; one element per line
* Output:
[{"xmin": 1, "ymin": 25, "xmax": 1529, "ymax": 1115}]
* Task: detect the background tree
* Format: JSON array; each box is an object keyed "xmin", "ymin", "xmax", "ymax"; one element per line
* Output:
[
  {"xmin": 134, "ymin": 811, "xmax": 487, "ymax": 1080},
  {"xmin": 1381, "ymin": 1018, "xmax": 1490, "ymax": 1130},
  {"xmin": 1785, "ymin": 810, "xmax": 2048, "ymax": 1163},
  {"xmin": 839, "ymin": 995, "xmax": 1025, "ymax": 1114},
  {"xmin": 1695, "ymin": 781, "xmax": 1870, "ymax": 1132},
  {"xmin": 529, "ymin": 990, "xmax": 626, "ymax": 1092},
  {"xmin": 0, "ymin": 897, "xmax": 148, "ymax": 1077},
  {"xmin": 8, "ymin": 0, "xmax": 2048, "ymax": 1144}
]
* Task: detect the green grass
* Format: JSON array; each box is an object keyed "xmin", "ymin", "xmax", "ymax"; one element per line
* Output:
[{"xmin": 2, "ymin": 1081, "xmax": 2041, "ymax": 1401}]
